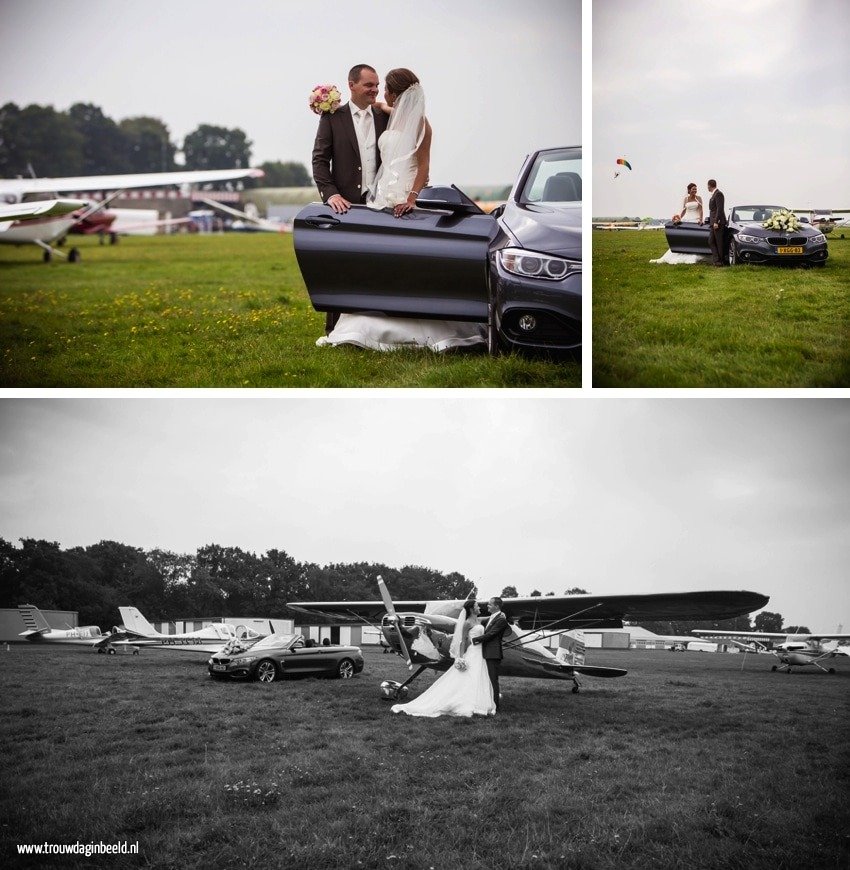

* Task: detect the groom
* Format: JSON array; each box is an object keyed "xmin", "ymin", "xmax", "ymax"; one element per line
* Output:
[
  {"xmin": 311, "ymin": 63, "xmax": 389, "ymax": 332},
  {"xmin": 707, "ymin": 179, "xmax": 728, "ymax": 266},
  {"xmin": 472, "ymin": 597, "xmax": 510, "ymax": 712}
]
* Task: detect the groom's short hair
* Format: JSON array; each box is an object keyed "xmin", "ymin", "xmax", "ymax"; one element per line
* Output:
[
  {"xmin": 491, "ymin": 597, "xmax": 503, "ymax": 608},
  {"xmin": 349, "ymin": 64, "xmax": 377, "ymax": 84},
  {"xmin": 707, "ymin": 179, "xmax": 717, "ymax": 188}
]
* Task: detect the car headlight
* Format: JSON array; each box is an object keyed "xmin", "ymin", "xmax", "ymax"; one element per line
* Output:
[
  {"xmin": 736, "ymin": 233, "xmax": 764, "ymax": 244},
  {"xmin": 498, "ymin": 247, "xmax": 579, "ymax": 280},
  {"xmin": 809, "ymin": 233, "xmax": 826, "ymax": 245},
  {"xmin": 231, "ymin": 656, "xmax": 258, "ymax": 665}
]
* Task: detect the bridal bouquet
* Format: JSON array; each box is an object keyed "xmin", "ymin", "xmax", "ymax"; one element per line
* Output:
[
  {"xmin": 309, "ymin": 84, "xmax": 341, "ymax": 115},
  {"xmin": 454, "ymin": 658, "xmax": 468, "ymax": 672},
  {"xmin": 762, "ymin": 209, "xmax": 800, "ymax": 232}
]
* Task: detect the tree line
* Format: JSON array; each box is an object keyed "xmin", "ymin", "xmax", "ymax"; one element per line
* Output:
[
  {"xmin": 0, "ymin": 102, "xmax": 310, "ymax": 187},
  {"xmin": 0, "ymin": 537, "xmax": 800, "ymax": 636}
]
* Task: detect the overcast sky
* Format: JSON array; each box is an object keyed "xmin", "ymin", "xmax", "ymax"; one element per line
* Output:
[
  {"xmin": 1, "ymin": 398, "xmax": 847, "ymax": 632},
  {"xmin": 0, "ymin": 0, "xmax": 580, "ymax": 187},
  {"xmin": 593, "ymin": 0, "xmax": 850, "ymax": 218}
]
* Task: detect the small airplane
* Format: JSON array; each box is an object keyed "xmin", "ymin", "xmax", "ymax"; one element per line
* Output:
[
  {"xmin": 289, "ymin": 580, "xmax": 769, "ymax": 699},
  {"xmin": 17, "ymin": 603, "xmax": 117, "ymax": 650},
  {"xmin": 692, "ymin": 629, "xmax": 850, "ymax": 674},
  {"xmin": 791, "ymin": 208, "xmax": 850, "ymax": 229},
  {"xmin": 0, "ymin": 167, "xmax": 264, "ymax": 262},
  {"xmin": 109, "ymin": 606, "xmax": 268, "ymax": 654},
  {"xmin": 0, "ymin": 198, "xmax": 88, "ymax": 226},
  {"xmin": 199, "ymin": 197, "xmax": 292, "ymax": 233}
]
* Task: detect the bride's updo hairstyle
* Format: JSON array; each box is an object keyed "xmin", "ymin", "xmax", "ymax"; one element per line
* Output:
[
  {"xmin": 385, "ymin": 68, "xmax": 420, "ymax": 99},
  {"xmin": 462, "ymin": 599, "xmax": 478, "ymax": 619}
]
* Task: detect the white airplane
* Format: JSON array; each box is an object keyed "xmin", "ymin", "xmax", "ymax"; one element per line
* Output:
[
  {"xmin": 0, "ymin": 198, "xmax": 88, "ymax": 227},
  {"xmin": 0, "ymin": 167, "xmax": 264, "ymax": 262},
  {"xmin": 199, "ymin": 197, "xmax": 291, "ymax": 233},
  {"xmin": 110, "ymin": 606, "xmax": 268, "ymax": 654},
  {"xmin": 17, "ymin": 603, "xmax": 116, "ymax": 650},
  {"xmin": 692, "ymin": 629, "xmax": 850, "ymax": 674}
]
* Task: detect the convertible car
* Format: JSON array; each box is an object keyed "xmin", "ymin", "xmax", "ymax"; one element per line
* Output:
[
  {"xmin": 664, "ymin": 205, "xmax": 828, "ymax": 267},
  {"xmin": 208, "ymin": 633, "xmax": 364, "ymax": 682},
  {"xmin": 294, "ymin": 146, "xmax": 581, "ymax": 353}
]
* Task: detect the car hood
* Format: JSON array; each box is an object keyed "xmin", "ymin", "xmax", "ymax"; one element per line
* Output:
[
  {"xmin": 734, "ymin": 220, "xmax": 821, "ymax": 237},
  {"xmin": 501, "ymin": 201, "xmax": 581, "ymax": 261}
]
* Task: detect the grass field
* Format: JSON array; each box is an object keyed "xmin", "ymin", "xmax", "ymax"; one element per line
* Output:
[
  {"xmin": 2, "ymin": 646, "xmax": 848, "ymax": 869},
  {"xmin": 0, "ymin": 234, "xmax": 579, "ymax": 388},
  {"xmin": 592, "ymin": 232, "xmax": 850, "ymax": 387}
]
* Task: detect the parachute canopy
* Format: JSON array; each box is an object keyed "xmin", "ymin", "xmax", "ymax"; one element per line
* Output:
[{"xmin": 616, "ymin": 158, "xmax": 632, "ymax": 170}]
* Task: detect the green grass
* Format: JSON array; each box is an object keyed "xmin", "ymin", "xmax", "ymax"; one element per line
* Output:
[
  {"xmin": 2, "ymin": 646, "xmax": 848, "ymax": 869},
  {"xmin": 592, "ymin": 232, "xmax": 850, "ymax": 387},
  {"xmin": 0, "ymin": 234, "xmax": 579, "ymax": 387}
]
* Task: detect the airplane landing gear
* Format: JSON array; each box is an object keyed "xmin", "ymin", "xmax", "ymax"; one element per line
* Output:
[{"xmin": 380, "ymin": 665, "xmax": 430, "ymax": 701}]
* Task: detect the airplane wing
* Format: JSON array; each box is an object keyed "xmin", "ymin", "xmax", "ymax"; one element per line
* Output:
[
  {"xmin": 694, "ymin": 630, "xmax": 850, "ymax": 643},
  {"xmin": 0, "ymin": 168, "xmax": 264, "ymax": 197},
  {"xmin": 0, "ymin": 199, "xmax": 89, "ymax": 232},
  {"xmin": 289, "ymin": 590, "xmax": 768, "ymax": 630}
]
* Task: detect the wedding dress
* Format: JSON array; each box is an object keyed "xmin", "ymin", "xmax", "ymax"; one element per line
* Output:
[
  {"xmin": 317, "ymin": 84, "xmax": 486, "ymax": 352},
  {"xmin": 651, "ymin": 197, "xmax": 711, "ymax": 264},
  {"xmin": 391, "ymin": 623, "xmax": 495, "ymax": 717}
]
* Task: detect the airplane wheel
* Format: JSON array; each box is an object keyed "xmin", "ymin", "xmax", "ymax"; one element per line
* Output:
[
  {"xmin": 110, "ymin": 232, "xmax": 118, "ymax": 245},
  {"xmin": 68, "ymin": 248, "xmax": 81, "ymax": 263},
  {"xmin": 829, "ymin": 668, "xmax": 835, "ymax": 674},
  {"xmin": 97, "ymin": 648, "xmax": 106, "ymax": 654},
  {"xmin": 337, "ymin": 658, "xmax": 355, "ymax": 679},
  {"xmin": 572, "ymin": 686, "xmax": 579, "ymax": 694},
  {"xmin": 771, "ymin": 665, "xmax": 777, "ymax": 671},
  {"xmin": 42, "ymin": 249, "xmax": 51, "ymax": 263},
  {"xmin": 255, "ymin": 659, "xmax": 278, "ymax": 682},
  {"xmin": 108, "ymin": 647, "xmax": 116, "ymax": 655}
]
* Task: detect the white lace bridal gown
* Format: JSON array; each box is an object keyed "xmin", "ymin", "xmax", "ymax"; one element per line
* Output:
[
  {"xmin": 317, "ymin": 89, "xmax": 486, "ymax": 352},
  {"xmin": 391, "ymin": 624, "xmax": 496, "ymax": 717}
]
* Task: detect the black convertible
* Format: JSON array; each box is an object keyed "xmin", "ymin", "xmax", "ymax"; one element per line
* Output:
[
  {"xmin": 208, "ymin": 634, "xmax": 364, "ymax": 682},
  {"xmin": 294, "ymin": 146, "xmax": 581, "ymax": 353},
  {"xmin": 664, "ymin": 205, "xmax": 828, "ymax": 267}
]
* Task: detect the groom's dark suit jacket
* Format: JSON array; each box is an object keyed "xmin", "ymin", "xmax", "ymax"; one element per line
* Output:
[
  {"xmin": 312, "ymin": 103, "xmax": 389, "ymax": 205},
  {"xmin": 476, "ymin": 612, "xmax": 509, "ymax": 660},
  {"xmin": 709, "ymin": 189, "xmax": 727, "ymax": 227}
]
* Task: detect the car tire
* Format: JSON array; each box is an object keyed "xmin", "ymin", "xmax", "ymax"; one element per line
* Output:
[
  {"xmin": 487, "ymin": 303, "xmax": 501, "ymax": 357},
  {"xmin": 337, "ymin": 658, "xmax": 356, "ymax": 679},
  {"xmin": 728, "ymin": 240, "xmax": 738, "ymax": 266},
  {"xmin": 255, "ymin": 659, "xmax": 278, "ymax": 683}
]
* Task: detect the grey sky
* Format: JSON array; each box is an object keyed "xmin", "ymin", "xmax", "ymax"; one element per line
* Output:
[
  {"xmin": 593, "ymin": 0, "xmax": 850, "ymax": 218},
  {"xmin": 1, "ymin": 398, "xmax": 847, "ymax": 632},
  {"xmin": 0, "ymin": 0, "xmax": 580, "ymax": 187}
]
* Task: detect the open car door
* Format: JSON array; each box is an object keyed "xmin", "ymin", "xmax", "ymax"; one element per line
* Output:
[
  {"xmin": 294, "ymin": 186, "xmax": 498, "ymax": 321},
  {"xmin": 664, "ymin": 219, "xmax": 713, "ymax": 255}
]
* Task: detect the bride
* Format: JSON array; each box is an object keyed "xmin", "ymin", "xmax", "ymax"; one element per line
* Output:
[
  {"xmin": 651, "ymin": 181, "xmax": 711, "ymax": 265},
  {"xmin": 317, "ymin": 68, "xmax": 486, "ymax": 352},
  {"xmin": 391, "ymin": 600, "xmax": 496, "ymax": 718}
]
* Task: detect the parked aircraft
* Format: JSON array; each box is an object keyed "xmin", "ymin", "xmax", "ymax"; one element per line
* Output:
[
  {"xmin": 110, "ymin": 606, "xmax": 268, "ymax": 654},
  {"xmin": 692, "ymin": 630, "xmax": 850, "ymax": 673},
  {"xmin": 0, "ymin": 167, "xmax": 264, "ymax": 261},
  {"xmin": 199, "ymin": 197, "xmax": 291, "ymax": 233},
  {"xmin": 0, "ymin": 199, "xmax": 88, "ymax": 226},
  {"xmin": 17, "ymin": 604, "xmax": 116, "ymax": 650},
  {"xmin": 289, "ymin": 580, "xmax": 769, "ymax": 699}
]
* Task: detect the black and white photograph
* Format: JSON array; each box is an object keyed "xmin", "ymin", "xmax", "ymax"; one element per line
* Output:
[{"xmin": 1, "ymin": 398, "xmax": 848, "ymax": 867}]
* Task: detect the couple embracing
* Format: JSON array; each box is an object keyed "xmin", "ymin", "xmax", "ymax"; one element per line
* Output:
[
  {"xmin": 311, "ymin": 63, "xmax": 486, "ymax": 352},
  {"xmin": 391, "ymin": 597, "xmax": 509, "ymax": 718}
]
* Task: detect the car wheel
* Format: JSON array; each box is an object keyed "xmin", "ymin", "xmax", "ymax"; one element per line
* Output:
[
  {"xmin": 337, "ymin": 658, "xmax": 355, "ymax": 679},
  {"xmin": 255, "ymin": 659, "xmax": 278, "ymax": 683},
  {"xmin": 728, "ymin": 240, "xmax": 738, "ymax": 265},
  {"xmin": 487, "ymin": 303, "xmax": 501, "ymax": 357}
]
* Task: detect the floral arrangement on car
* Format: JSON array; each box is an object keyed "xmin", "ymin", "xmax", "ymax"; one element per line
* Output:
[
  {"xmin": 454, "ymin": 657, "xmax": 468, "ymax": 672},
  {"xmin": 762, "ymin": 209, "xmax": 800, "ymax": 232},
  {"xmin": 309, "ymin": 84, "xmax": 341, "ymax": 115}
]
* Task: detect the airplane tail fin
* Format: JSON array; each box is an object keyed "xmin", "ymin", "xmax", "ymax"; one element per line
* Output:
[
  {"xmin": 557, "ymin": 630, "xmax": 586, "ymax": 666},
  {"xmin": 118, "ymin": 607, "xmax": 157, "ymax": 637},
  {"xmin": 18, "ymin": 604, "xmax": 51, "ymax": 635}
]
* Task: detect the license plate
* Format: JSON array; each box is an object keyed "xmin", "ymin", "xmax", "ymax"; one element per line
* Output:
[
  {"xmin": 212, "ymin": 664, "xmax": 226, "ymax": 672},
  {"xmin": 777, "ymin": 246, "xmax": 803, "ymax": 254}
]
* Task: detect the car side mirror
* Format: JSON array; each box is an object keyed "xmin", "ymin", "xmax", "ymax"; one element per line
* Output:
[{"xmin": 415, "ymin": 185, "xmax": 484, "ymax": 216}]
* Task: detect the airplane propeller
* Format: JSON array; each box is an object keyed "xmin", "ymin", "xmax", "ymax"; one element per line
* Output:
[{"xmin": 377, "ymin": 575, "xmax": 414, "ymax": 670}]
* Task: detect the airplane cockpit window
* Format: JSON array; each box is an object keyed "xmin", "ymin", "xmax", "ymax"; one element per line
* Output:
[{"xmin": 21, "ymin": 191, "xmax": 60, "ymax": 203}]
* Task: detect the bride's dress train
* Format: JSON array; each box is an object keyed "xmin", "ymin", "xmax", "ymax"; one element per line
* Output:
[
  {"xmin": 318, "ymin": 85, "xmax": 486, "ymax": 352},
  {"xmin": 391, "ymin": 624, "xmax": 495, "ymax": 717},
  {"xmin": 652, "ymin": 200, "xmax": 710, "ymax": 264}
]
